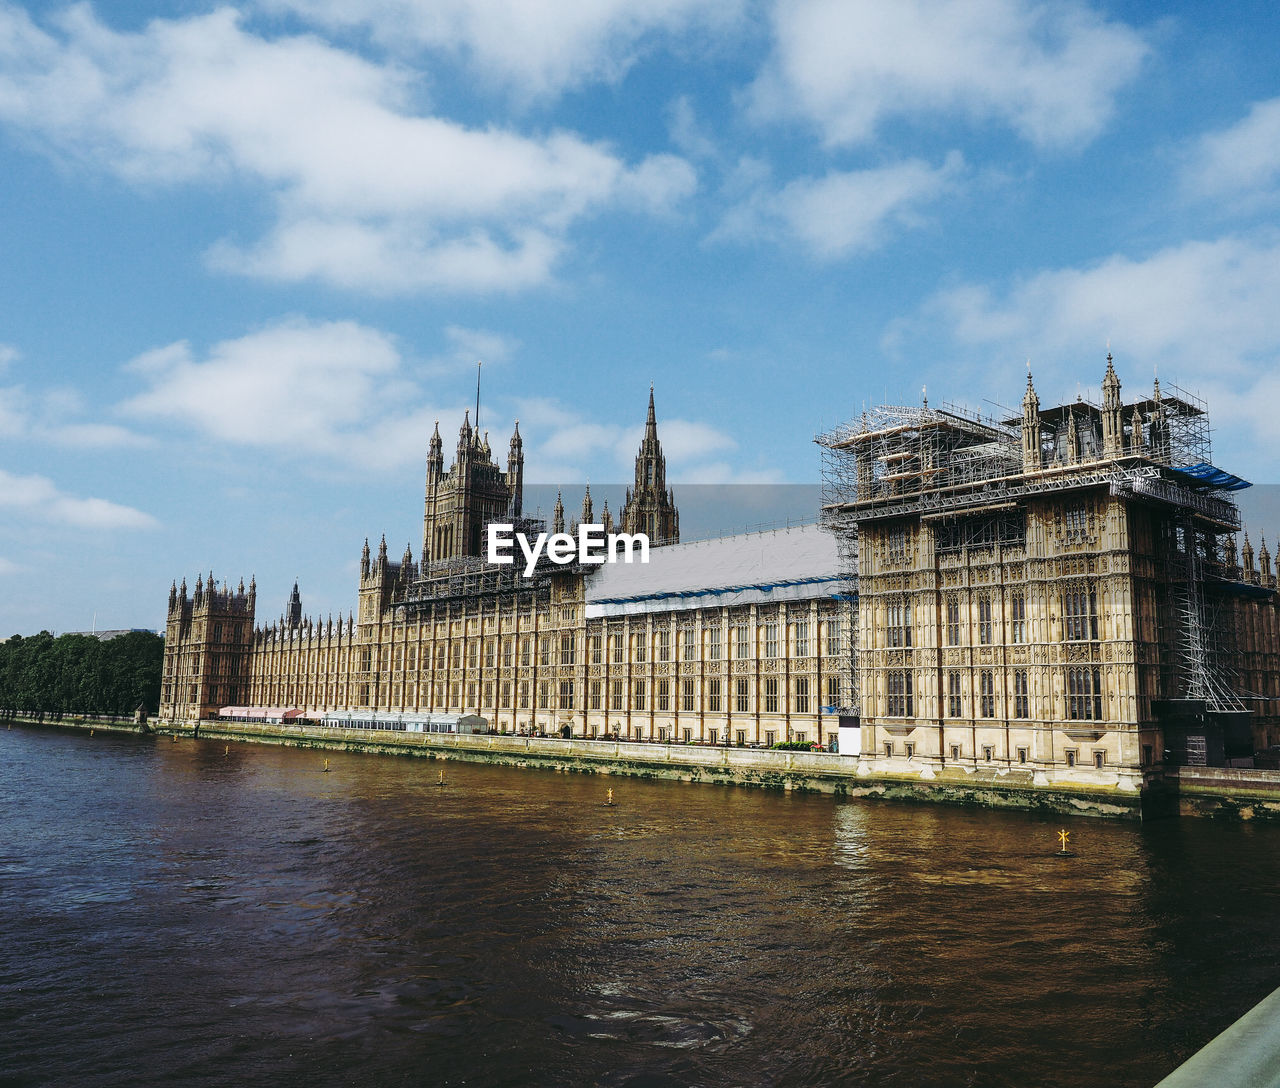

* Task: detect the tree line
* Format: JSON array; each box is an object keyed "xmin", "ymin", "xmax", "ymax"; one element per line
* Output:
[{"xmin": 0, "ymin": 631, "xmax": 163, "ymax": 720}]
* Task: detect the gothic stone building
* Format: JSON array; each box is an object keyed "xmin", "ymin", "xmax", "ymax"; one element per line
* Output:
[
  {"xmin": 160, "ymin": 391, "xmax": 849, "ymax": 746},
  {"xmin": 818, "ymin": 357, "xmax": 1280, "ymax": 787}
]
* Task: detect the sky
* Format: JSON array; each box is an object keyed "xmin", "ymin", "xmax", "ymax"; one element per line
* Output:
[{"xmin": 2, "ymin": 0, "xmax": 1279, "ymax": 636}]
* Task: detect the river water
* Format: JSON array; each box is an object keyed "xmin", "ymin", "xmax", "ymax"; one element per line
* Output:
[{"xmin": 2, "ymin": 725, "xmax": 1279, "ymax": 1088}]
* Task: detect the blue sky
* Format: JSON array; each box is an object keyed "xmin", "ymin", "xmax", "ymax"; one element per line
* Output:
[{"xmin": 2, "ymin": 0, "xmax": 1279, "ymax": 635}]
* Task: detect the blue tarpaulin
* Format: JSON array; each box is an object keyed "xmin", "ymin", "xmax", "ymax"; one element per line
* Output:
[{"xmin": 1170, "ymin": 462, "xmax": 1252, "ymax": 491}]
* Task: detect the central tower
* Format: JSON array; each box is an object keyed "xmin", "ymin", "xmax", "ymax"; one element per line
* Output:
[
  {"xmin": 422, "ymin": 413, "xmax": 523, "ymax": 565},
  {"xmin": 620, "ymin": 386, "xmax": 679, "ymax": 545}
]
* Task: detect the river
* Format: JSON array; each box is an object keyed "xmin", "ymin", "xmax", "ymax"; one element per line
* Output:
[{"xmin": 2, "ymin": 723, "xmax": 1278, "ymax": 1087}]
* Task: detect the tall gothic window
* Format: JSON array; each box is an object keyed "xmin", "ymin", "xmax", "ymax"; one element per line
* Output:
[
  {"xmin": 794, "ymin": 677, "xmax": 810, "ymax": 713},
  {"xmin": 979, "ymin": 671, "xmax": 995, "ymax": 718},
  {"xmin": 887, "ymin": 671, "xmax": 913, "ymax": 717},
  {"xmin": 887, "ymin": 599, "xmax": 913, "ymax": 648},
  {"xmin": 1013, "ymin": 670, "xmax": 1029, "ymax": 718},
  {"xmin": 1063, "ymin": 585, "xmax": 1099, "ymax": 641},
  {"xmin": 1010, "ymin": 593, "xmax": 1027, "ymax": 644},
  {"xmin": 1066, "ymin": 666, "xmax": 1103, "ymax": 720},
  {"xmin": 977, "ymin": 595, "xmax": 993, "ymax": 645}
]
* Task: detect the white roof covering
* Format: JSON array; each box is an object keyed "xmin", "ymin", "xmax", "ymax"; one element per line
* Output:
[{"xmin": 585, "ymin": 523, "xmax": 843, "ymax": 618}]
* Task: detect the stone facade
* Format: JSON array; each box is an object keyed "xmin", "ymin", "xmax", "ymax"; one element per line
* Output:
[
  {"xmin": 160, "ymin": 392, "xmax": 845, "ymax": 746},
  {"xmin": 821, "ymin": 359, "xmax": 1280, "ymax": 787}
]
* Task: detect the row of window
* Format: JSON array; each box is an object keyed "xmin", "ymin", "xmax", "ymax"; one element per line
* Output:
[
  {"xmin": 253, "ymin": 675, "xmax": 842, "ymax": 714},
  {"xmin": 880, "ymin": 587, "xmax": 1096, "ymax": 647},
  {"xmin": 884, "ymin": 666, "xmax": 1104, "ymax": 721},
  {"xmin": 254, "ymin": 618, "xmax": 846, "ymax": 675}
]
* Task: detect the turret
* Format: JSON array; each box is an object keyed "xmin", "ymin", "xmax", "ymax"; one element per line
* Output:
[
  {"xmin": 1149, "ymin": 376, "xmax": 1171, "ymax": 463},
  {"xmin": 1242, "ymin": 532, "xmax": 1255, "ymax": 578},
  {"xmin": 1260, "ymin": 536, "xmax": 1273, "ymax": 585},
  {"xmin": 507, "ymin": 420, "xmax": 524, "ymax": 518},
  {"xmin": 426, "ymin": 420, "xmax": 443, "ymax": 484},
  {"xmin": 1129, "ymin": 406, "xmax": 1144, "ymax": 453},
  {"xmin": 552, "ymin": 490, "xmax": 565, "ymax": 535},
  {"xmin": 1066, "ymin": 412, "xmax": 1079, "ymax": 464},
  {"xmin": 1101, "ymin": 353, "xmax": 1123, "ymax": 458},
  {"xmin": 601, "ymin": 499, "xmax": 614, "ymax": 535},
  {"xmin": 581, "ymin": 483, "xmax": 594, "ymax": 525},
  {"xmin": 361, "ymin": 537, "xmax": 371, "ymax": 578},
  {"xmin": 1021, "ymin": 368, "xmax": 1041, "ymax": 472},
  {"xmin": 457, "ymin": 410, "xmax": 472, "ymax": 460},
  {"xmin": 168, "ymin": 580, "xmax": 178, "ymax": 612}
]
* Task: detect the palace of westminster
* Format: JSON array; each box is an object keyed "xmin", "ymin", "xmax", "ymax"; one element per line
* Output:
[{"xmin": 160, "ymin": 363, "xmax": 1280, "ymax": 782}]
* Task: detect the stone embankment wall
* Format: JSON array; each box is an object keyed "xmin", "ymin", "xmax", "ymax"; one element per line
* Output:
[
  {"xmin": 19, "ymin": 716, "xmax": 1280, "ymax": 821},
  {"xmin": 1164, "ymin": 767, "xmax": 1280, "ymax": 820},
  {"xmin": 156, "ymin": 718, "xmax": 1145, "ymax": 819}
]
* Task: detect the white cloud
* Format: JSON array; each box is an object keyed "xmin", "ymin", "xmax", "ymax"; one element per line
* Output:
[
  {"xmin": 436, "ymin": 324, "xmax": 520, "ymax": 371},
  {"xmin": 0, "ymin": 468, "xmax": 157, "ymax": 529},
  {"xmin": 0, "ymin": 381, "xmax": 146, "ymax": 449},
  {"xmin": 0, "ymin": 556, "xmax": 18, "ymax": 575},
  {"xmin": 121, "ymin": 318, "xmax": 444, "ymax": 468},
  {"xmin": 749, "ymin": 0, "xmax": 1147, "ymax": 149},
  {"xmin": 716, "ymin": 153, "xmax": 963, "ymax": 258},
  {"xmin": 0, "ymin": 343, "xmax": 17, "ymax": 371},
  {"xmin": 258, "ymin": 0, "xmax": 742, "ymax": 100},
  {"xmin": 0, "ymin": 5, "xmax": 696, "ymax": 293},
  {"xmin": 1182, "ymin": 98, "xmax": 1280, "ymax": 206},
  {"xmin": 512, "ymin": 394, "xmax": 748, "ymax": 483},
  {"xmin": 908, "ymin": 234, "xmax": 1280, "ymax": 466},
  {"xmin": 668, "ymin": 95, "xmax": 719, "ymax": 160}
]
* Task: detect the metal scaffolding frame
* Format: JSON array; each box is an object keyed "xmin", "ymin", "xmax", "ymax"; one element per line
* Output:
[{"xmin": 815, "ymin": 378, "xmax": 1248, "ymax": 720}]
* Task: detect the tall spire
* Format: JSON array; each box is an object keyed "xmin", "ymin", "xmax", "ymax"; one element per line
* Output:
[
  {"xmin": 581, "ymin": 482, "xmax": 594, "ymax": 524},
  {"xmin": 621, "ymin": 385, "xmax": 679, "ymax": 544},
  {"xmin": 286, "ymin": 580, "xmax": 302, "ymax": 628}
]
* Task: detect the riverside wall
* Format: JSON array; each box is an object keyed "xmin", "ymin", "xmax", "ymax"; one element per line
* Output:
[
  {"xmin": 160, "ymin": 717, "xmax": 1147, "ymax": 819},
  {"xmin": 16, "ymin": 715, "xmax": 1280, "ymax": 822}
]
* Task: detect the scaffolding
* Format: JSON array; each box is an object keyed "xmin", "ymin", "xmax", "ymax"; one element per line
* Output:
[{"xmin": 816, "ymin": 376, "xmax": 1248, "ymax": 720}]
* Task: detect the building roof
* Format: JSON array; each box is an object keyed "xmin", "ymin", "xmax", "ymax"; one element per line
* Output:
[{"xmin": 584, "ymin": 522, "xmax": 842, "ymax": 618}]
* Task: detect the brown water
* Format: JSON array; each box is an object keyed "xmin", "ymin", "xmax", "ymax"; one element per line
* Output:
[{"xmin": 2, "ymin": 724, "xmax": 1278, "ymax": 1087}]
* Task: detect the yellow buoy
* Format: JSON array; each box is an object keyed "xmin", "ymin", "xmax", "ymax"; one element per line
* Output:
[
  {"xmin": 606, "ymin": 788, "xmax": 614, "ymax": 806},
  {"xmin": 1058, "ymin": 829, "xmax": 1070, "ymax": 850},
  {"xmin": 224, "ymin": 745, "xmax": 229, "ymax": 756},
  {"xmin": 323, "ymin": 758, "xmax": 331, "ymax": 773},
  {"xmin": 437, "ymin": 769, "xmax": 446, "ymax": 787}
]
